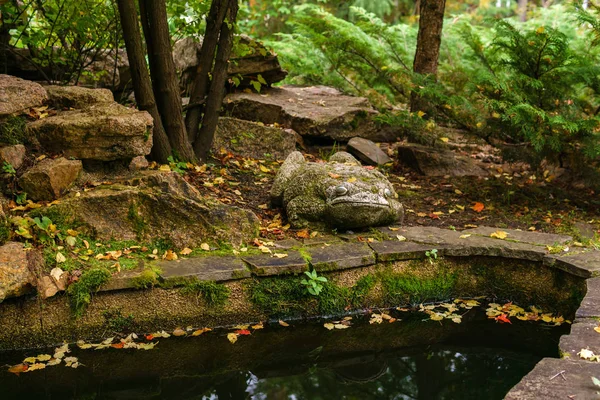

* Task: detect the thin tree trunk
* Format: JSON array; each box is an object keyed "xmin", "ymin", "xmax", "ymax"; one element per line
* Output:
[
  {"xmin": 185, "ymin": 0, "xmax": 229, "ymax": 144},
  {"xmin": 410, "ymin": 0, "xmax": 446, "ymax": 113},
  {"xmin": 117, "ymin": 0, "xmax": 172, "ymax": 163},
  {"xmin": 517, "ymin": 0, "xmax": 527, "ymax": 22},
  {"xmin": 193, "ymin": 0, "xmax": 239, "ymax": 161},
  {"xmin": 139, "ymin": 0, "xmax": 196, "ymax": 162}
]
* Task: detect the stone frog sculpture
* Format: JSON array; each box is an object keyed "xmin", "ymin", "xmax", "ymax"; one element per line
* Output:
[{"xmin": 270, "ymin": 151, "xmax": 404, "ymax": 229}]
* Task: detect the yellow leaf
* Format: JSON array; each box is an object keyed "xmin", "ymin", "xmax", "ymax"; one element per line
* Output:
[
  {"xmin": 454, "ymin": 189, "xmax": 462, "ymax": 195},
  {"xmin": 594, "ymin": 326, "xmax": 600, "ymax": 334},
  {"xmin": 273, "ymin": 253, "xmax": 288, "ymax": 258},
  {"xmin": 429, "ymin": 313, "xmax": 444, "ymax": 321},
  {"xmin": 328, "ymin": 173, "xmax": 341, "ymax": 179},
  {"xmin": 56, "ymin": 252, "xmax": 66, "ymax": 263},
  {"xmin": 334, "ymin": 323, "xmax": 350, "ymax": 329},
  {"xmin": 347, "ymin": 177, "xmax": 357, "ymax": 183},
  {"xmin": 417, "ymin": 110, "xmax": 426, "ymax": 118},
  {"xmin": 278, "ymin": 320, "xmax": 290, "ymax": 327},
  {"xmin": 440, "ymin": 137, "xmax": 449, "ymax": 143},
  {"xmin": 66, "ymin": 229, "xmax": 78, "ymax": 237},
  {"xmin": 36, "ymin": 354, "xmax": 51, "ymax": 362},
  {"xmin": 172, "ymin": 328, "xmax": 186, "ymax": 337},
  {"xmin": 536, "ymin": 26, "xmax": 545, "ymax": 34},
  {"xmin": 324, "ymin": 323, "xmax": 334, "ymax": 330},
  {"xmin": 159, "ymin": 165, "xmax": 171, "ymax": 172},
  {"xmin": 227, "ymin": 333, "xmax": 238, "ymax": 344},
  {"xmin": 163, "ymin": 250, "xmax": 178, "ymax": 260},
  {"xmin": 200, "ymin": 243, "xmax": 210, "ymax": 251},
  {"xmin": 192, "ymin": 328, "xmax": 212, "ymax": 336},
  {"xmin": 396, "ymin": 235, "xmax": 406, "ymax": 241},
  {"xmin": 180, "ymin": 248, "xmax": 193, "ymax": 255},
  {"xmin": 490, "ymin": 230, "xmax": 508, "ymax": 239},
  {"xmin": 258, "ymin": 204, "xmax": 268, "ymax": 209},
  {"xmin": 259, "ymin": 165, "xmax": 270, "ymax": 173},
  {"xmin": 459, "ymin": 234, "xmax": 471, "ymax": 239},
  {"xmin": 251, "ymin": 322, "xmax": 264, "ymax": 330}
]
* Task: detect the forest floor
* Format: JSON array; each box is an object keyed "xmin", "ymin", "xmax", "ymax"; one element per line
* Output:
[{"xmin": 186, "ymin": 142, "xmax": 600, "ymax": 245}]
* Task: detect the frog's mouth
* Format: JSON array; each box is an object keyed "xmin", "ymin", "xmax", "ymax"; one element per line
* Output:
[{"xmin": 328, "ymin": 195, "xmax": 391, "ymax": 208}]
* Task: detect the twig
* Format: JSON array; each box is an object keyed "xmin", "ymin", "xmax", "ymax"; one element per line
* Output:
[{"xmin": 549, "ymin": 370, "xmax": 566, "ymax": 381}]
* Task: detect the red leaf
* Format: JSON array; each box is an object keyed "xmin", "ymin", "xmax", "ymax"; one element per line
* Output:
[
  {"xmin": 145, "ymin": 334, "xmax": 154, "ymax": 341},
  {"xmin": 235, "ymin": 329, "xmax": 251, "ymax": 336},
  {"xmin": 495, "ymin": 314, "xmax": 512, "ymax": 324},
  {"xmin": 471, "ymin": 202, "xmax": 485, "ymax": 213},
  {"xmin": 8, "ymin": 363, "xmax": 28, "ymax": 375},
  {"xmin": 111, "ymin": 342, "xmax": 124, "ymax": 349}
]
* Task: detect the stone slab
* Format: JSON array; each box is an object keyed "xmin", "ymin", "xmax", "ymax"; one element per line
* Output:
[
  {"xmin": 505, "ymin": 357, "xmax": 600, "ymax": 399},
  {"xmin": 242, "ymin": 251, "xmax": 308, "ymax": 276},
  {"xmin": 545, "ymin": 251, "xmax": 600, "ymax": 279},
  {"xmin": 347, "ymin": 137, "xmax": 392, "ymax": 166},
  {"xmin": 369, "ymin": 241, "xmax": 439, "ymax": 262},
  {"xmin": 308, "ymin": 242, "xmax": 375, "ymax": 271},
  {"xmin": 462, "ymin": 226, "xmax": 571, "ymax": 246},
  {"xmin": 576, "ymin": 277, "xmax": 600, "ymax": 319},
  {"xmin": 158, "ymin": 256, "xmax": 250, "ymax": 282},
  {"xmin": 559, "ymin": 320, "xmax": 600, "ymax": 357},
  {"xmin": 394, "ymin": 226, "xmax": 463, "ymax": 245},
  {"xmin": 99, "ymin": 266, "xmax": 146, "ymax": 292}
]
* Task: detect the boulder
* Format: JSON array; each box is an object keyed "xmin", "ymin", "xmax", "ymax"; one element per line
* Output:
[
  {"xmin": 79, "ymin": 49, "xmax": 131, "ymax": 92},
  {"xmin": 0, "ymin": 144, "xmax": 26, "ymax": 169},
  {"xmin": 347, "ymin": 137, "xmax": 392, "ymax": 166},
  {"xmin": 45, "ymin": 85, "xmax": 114, "ymax": 109},
  {"xmin": 26, "ymin": 102, "xmax": 153, "ymax": 161},
  {"xmin": 224, "ymin": 86, "xmax": 397, "ymax": 142},
  {"xmin": 0, "ymin": 241, "xmax": 42, "ymax": 303},
  {"xmin": 19, "ymin": 157, "xmax": 82, "ymax": 201},
  {"xmin": 42, "ymin": 171, "xmax": 260, "ymax": 248},
  {"xmin": 0, "ymin": 75, "xmax": 48, "ymax": 117},
  {"xmin": 174, "ymin": 35, "xmax": 287, "ymax": 93},
  {"xmin": 397, "ymin": 144, "xmax": 488, "ymax": 177},
  {"xmin": 213, "ymin": 117, "xmax": 296, "ymax": 160},
  {"xmin": 129, "ymin": 156, "xmax": 149, "ymax": 171}
]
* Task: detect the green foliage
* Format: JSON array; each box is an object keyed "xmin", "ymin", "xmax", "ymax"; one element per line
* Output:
[
  {"xmin": 167, "ymin": 156, "xmax": 189, "ymax": 174},
  {"xmin": 180, "ymin": 280, "xmax": 230, "ymax": 306},
  {"xmin": 300, "ymin": 269, "xmax": 327, "ymax": 296},
  {"xmin": 381, "ymin": 269, "xmax": 457, "ymax": 305},
  {"xmin": 0, "ymin": 0, "xmax": 120, "ymax": 84},
  {"xmin": 2, "ymin": 162, "xmax": 16, "ymax": 176},
  {"xmin": 102, "ymin": 308, "xmax": 135, "ymax": 333},
  {"xmin": 425, "ymin": 248, "xmax": 438, "ymax": 263},
  {"xmin": 0, "ymin": 116, "xmax": 27, "ymax": 145},
  {"xmin": 67, "ymin": 267, "xmax": 111, "ymax": 317}
]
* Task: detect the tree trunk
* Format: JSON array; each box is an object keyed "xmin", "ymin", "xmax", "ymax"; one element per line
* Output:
[
  {"xmin": 185, "ymin": 0, "xmax": 229, "ymax": 144},
  {"xmin": 138, "ymin": 0, "xmax": 196, "ymax": 162},
  {"xmin": 193, "ymin": 0, "xmax": 239, "ymax": 161},
  {"xmin": 517, "ymin": 0, "xmax": 527, "ymax": 21},
  {"xmin": 116, "ymin": 0, "xmax": 172, "ymax": 163},
  {"xmin": 410, "ymin": 0, "xmax": 446, "ymax": 113}
]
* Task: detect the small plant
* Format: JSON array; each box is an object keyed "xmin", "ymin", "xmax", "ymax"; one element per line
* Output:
[
  {"xmin": 167, "ymin": 156, "xmax": 189, "ymax": 174},
  {"xmin": 102, "ymin": 309, "xmax": 135, "ymax": 333},
  {"xmin": 15, "ymin": 192, "xmax": 27, "ymax": 205},
  {"xmin": 425, "ymin": 248, "xmax": 438, "ymax": 264},
  {"xmin": 301, "ymin": 269, "xmax": 327, "ymax": 296},
  {"xmin": 67, "ymin": 267, "xmax": 112, "ymax": 316},
  {"xmin": 592, "ymin": 376, "xmax": 600, "ymax": 395},
  {"xmin": 2, "ymin": 162, "xmax": 15, "ymax": 175},
  {"xmin": 33, "ymin": 216, "xmax": 58, "ymax": 243}
]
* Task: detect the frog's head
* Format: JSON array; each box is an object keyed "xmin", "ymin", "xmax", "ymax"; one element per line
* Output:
[{"xmin": 324, "ymin": 175, "xmax": 403, "ymax": 229}]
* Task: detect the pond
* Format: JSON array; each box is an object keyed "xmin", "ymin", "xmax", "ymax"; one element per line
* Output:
[{"xmin": 0, "ymin": 304, "xmax": 568, "ymax": 400}]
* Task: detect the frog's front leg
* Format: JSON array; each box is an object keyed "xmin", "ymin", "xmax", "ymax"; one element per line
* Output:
[{"xmin": 285, "ymin": 196, "xmax": 326, "ymax": 228}]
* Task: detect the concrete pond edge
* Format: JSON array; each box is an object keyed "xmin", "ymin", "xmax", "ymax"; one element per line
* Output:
[{"xmin": 4, "ymin": 225, "xmax": 600, "ymax": 398}]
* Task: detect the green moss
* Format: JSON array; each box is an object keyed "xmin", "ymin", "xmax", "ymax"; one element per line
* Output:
[
  {"xmin": 249, "ymin": 277, "xmax": 311, "ymax": 317},
  {"xmin": 350, "ymin": 274, "xmax": 377, "ymax": 306},
  {"xmin": 0, "ymin": 116, "xmax": 27, "ymax": 145},
  {"xmin": 180, "ymin": 280, "xmax": 230, "ymax": 307},
  {"xmin": 381, "ymin": 268, "xmax": 457, "ymax": 305},
  {"xmin": 127, "ymin": 203, "xmax": 146, "ymax": 240},
  {"xmin": 298, "ymin": 247, "xmax": 312, "ymax": 263},
  {"xmin": 0, "ymin": 218, "xmax": 11, "ymax": 245},
  {"xmin": 131, "ymin": 267, "xmax": 160, "ymax": 289},
  {"xmin": 67, "ymin": 267, "xmax": 111, "ymax": 317},
  {"xmin": 102, "ymin": 308, "xmax": 135, "ymax": 333}
]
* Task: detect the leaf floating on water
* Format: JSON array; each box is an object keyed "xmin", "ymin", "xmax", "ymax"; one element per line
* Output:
[
  {"xmin": 36, "ymin": 354, "xmax": 52, "ymax": 362},
  {"xmin": 8, "ymin": 363, "xmax": 28, "ymax": 375},
  {"xmin": 494, "ymin": 314, "xmax": 512, "ymax": 324},
  {"xmin": 172, "ymin": 328, "xmax": 186, "ymax": 337},
  {"xmin": 333, "ymin": 323, "xmax": 350, "ymax": 329},
  {"xmin": 324, "ymin": 323, "xmax": 334, "ymax": 330},
  {"xmin": 369, "ymin": 314, "xmax": 383, "ymax": 324},
  {"xmin": 27, "ymin": 363, "xmax": 46, "ymax": 371},
  {"xmin": 251, "ymin": 322, "xmax": 264, "ymax": 330},
  {"xmin": 192, "ymin": 328, "xmax": 212, "ymax": 336},
  {"xmin": 227, "ymin": 333, "xmax": 238, "ymax": 344},
  {"xmin": 235, "ymin": 329, "xmax": 251, "ymax": 336},
  {"xmin": 278, "ymin": 320, "xmax": 290, "ymax": 327},
  {"xmin": 137, "ymin": 341, "xmax": 158, "ymax": 350}
]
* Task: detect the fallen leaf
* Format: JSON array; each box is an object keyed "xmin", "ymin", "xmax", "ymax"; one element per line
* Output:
[
  {"xmin": 273, "ymin": 253, "xmax": 288, "ymax": 258},
  {"xmin": 490, "ymin": 230, "xmax": 508, "ymax": 239},
  {"xmin": 180, "ymin": 248, "xmax": 193, "ymax": 255},
  {"xmin": 324, "ymin": 323, "xmax": 334, "ymax": 330},
  {"xmin": 56, "ymin": 252, "xmax": 66, "ymax": 263},
  {"xmin": 459, "ymin": 234, "xmax": 471, "ymax": 239},
  {"xmin": 172, "ymin": 328, "xmax": 186, "ymax": 337},
  {"xmin": 471, "ymin": 202, "xmax": 485, "ymax": 213},
  {"xmin": 227, "ymin": 333, "xmax": 238, "ymax": 344},
  {"xmin": 494, "ymin": 314, "xmax": 512, "ymax": 324},
  {"xmin": 8, "ymin": 364, "xmax": 28, "ymax": 375},
  {"xmin": 334, "ymin": 323, "xmax": 350, "ymax": 329},
  {"xmin": 278, "ymin": 320, "xmax": 290, "ymax": 327},
  {"xmin": 235, "ymin": 329, "xmax": 251, "ymax": 335},
  {"xmin": 192, "ymin": 328, "xmax": 212, "ymax": 336},
  {"xmin": 396, "ymin": 235, "xmax": 406, "ymax": 241},
  {"xmin": 347, "ymin": 177, "xmax": 357, "ymax": 183},
  {"xmin": 200, "ymin": 243, "xmax": 210, "ymax": 251}
]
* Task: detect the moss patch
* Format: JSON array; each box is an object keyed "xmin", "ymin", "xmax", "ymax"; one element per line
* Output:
[
  {"xmin": 381, "ymin": 268, "xmax": 457, "ymax": 305},
  {"xmin": 67, "ymin": 267, "xmax": 112, "ymax": 316},
  {"xmin": 180, "ymin": 280, "xmax": 230, "ymax": 307},
  {"xmin": 0, "ymin": 116, "xmax": 27, "ymax": 145},
  {"xmin": 131, "ymin": 267, "xmax": 160, "ymax": 289}
]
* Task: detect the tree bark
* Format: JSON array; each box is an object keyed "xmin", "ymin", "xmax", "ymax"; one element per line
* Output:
[
  {"xmin": 138, "ymin": 0, "xmax": 196, "ymax": 162},
  {"xmin": 193, "ymin": 0, "xmax": 239, "ymax": 161},
  {"xmin": 185, "ymin": 0, "xmax": 229, "ymax": 144},
  {"xmin": 116, "ymin": 0, "xmax": 171, "ymax": 163},
  {"xmin": 517, "ymin": 0, "xmax": 527, "ymax": 22},
  {"xmin": 410, "ymin": 0, "xmax": 446, "ymax": 113}
]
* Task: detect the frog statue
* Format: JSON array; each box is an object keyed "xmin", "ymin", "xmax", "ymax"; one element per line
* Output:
[{"xmin": 270, "ymin": 151, "xmax": 404, "ymax": 229}]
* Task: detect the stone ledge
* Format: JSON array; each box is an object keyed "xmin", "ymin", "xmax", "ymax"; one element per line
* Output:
[
  {"xmin": 368, "ymin": 241, "xmax": 436, "ymax": 262},
  {"xmin": 545, "ymin": 251, "xmax": 600, "ymax": 279},
  {"xmin": 242, "ymin": 251, "xmax": 308, "ymax": 276},
  {"xmin": 575, "ymin": 277, "xmax": 600, "ymax": 319},
  {"xmin": 559, "ymin": 320, "xmax": 600, "ymax": 357},
  {"xmin": 158, "ymin": 256, "xmax": 250, "ymax": 283},
  {"xmin": 308, "ymin": 242, "xmax": 375, "ymax": 271},
  {"xmin": 462, "ymin": 226, "xmax": 572, "ymax": 246},
  {"xmin": 505, "ymin": 357, "xmax": 600, "ymax": 399}
]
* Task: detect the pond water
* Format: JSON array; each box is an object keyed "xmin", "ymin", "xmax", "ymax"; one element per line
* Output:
[{"xmin": 0, "ymin": 306, "xmax": 568, "ymax": 400}]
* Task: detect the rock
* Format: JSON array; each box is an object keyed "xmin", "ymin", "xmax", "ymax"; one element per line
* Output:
[
  {"xmin": 80, "ymin": 49, "xmax": 131, "ymax": 92},
  {"xmin": 41, "ymin": 171, "xmax": 259, "ymax": 248},
  {"xmin": 212, "ymin": 117, "xmax": 296, "ymax": 160},
  {"xmin": 19, "ymin": 157, "xmax": 82, "ymax": 201},
  {"xmin": 45, "ymin": 85, "xmax": 114, "ymax": 109},
  {"xmin": 224, "ymin": 86, "xmax": 397, "ymax": 142},
  {"xmin": 174, "ymin": 35, "xmax": 287, "ymax": 93},
  {"xmin": 0, "ymin": 75, "xmax": 48, "ymax": 117},
  {"xmin": 37, "ymin": 275, "xmax": 59, "ymax": 299},
  {"xmin": 26, "ymin": 102, "xmax": 153, "ymax": 161},
  {"xmin": 0, "ymin": 144, "xmax": 26, "ymax": 169},
  {"xmin": 347, "ymin": 137, "xmax": 392, "ymax": 166},
  {"xmin": 397, "ymin": 144, "xmax": 487, "ymax": 177},
  {"xmin": 0, "ymin": 242, "xmax": 41, "ymax": 303},
  {"xmin": 129, "ymin": 156, "xmax": 149, "ymax": 171}
]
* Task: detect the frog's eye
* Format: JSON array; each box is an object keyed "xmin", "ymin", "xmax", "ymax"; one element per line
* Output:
[
  {"xmin": 335, "ymin": 186, "xmax": 348, "ymax": 196},
  {"xmin": 384, "ymin": 188, "xmax": 392, "ymax": 197}
]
